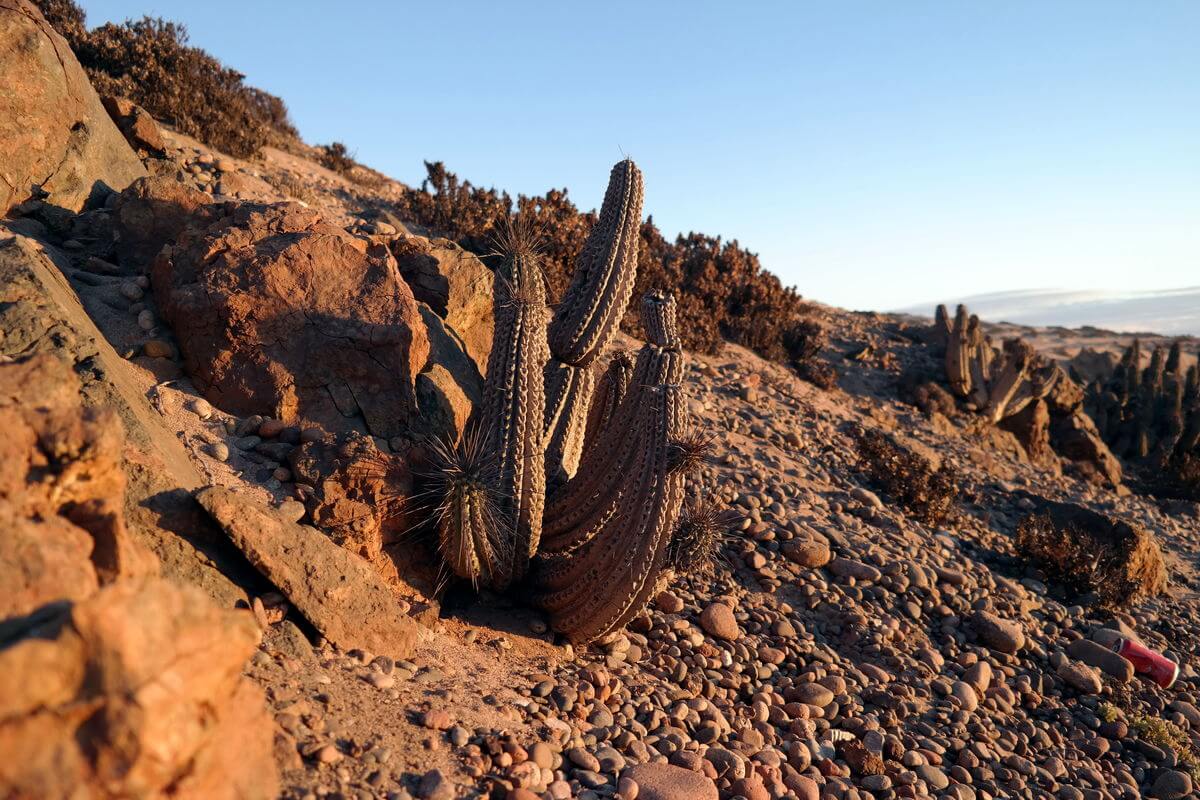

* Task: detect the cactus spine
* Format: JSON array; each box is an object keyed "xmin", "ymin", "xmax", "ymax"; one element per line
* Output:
[{"xmin": 544, "ymin": 159, "xmax": 644, "ymax": 485}]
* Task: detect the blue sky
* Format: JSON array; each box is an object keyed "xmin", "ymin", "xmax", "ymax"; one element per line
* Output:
[{"xmin": 80, "ymin": 1, "xmax": 1200, "ymax": 313}]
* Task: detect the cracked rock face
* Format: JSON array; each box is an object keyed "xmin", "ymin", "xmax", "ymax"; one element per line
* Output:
[
  {"xmin": 0, "ymin": 0, "xmax": 146, "ymax": 216},
  {"xmin": 152, "ymin": 200, "xmax": 429, "ymax": 439}
]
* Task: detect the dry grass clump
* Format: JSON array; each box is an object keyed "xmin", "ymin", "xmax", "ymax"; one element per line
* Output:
[
  {"xmin": 854, "ymin": 428, "xmax": 958, "ymax": 526},
  {"xmin": 1015, "ymin": 500, "xmax": 1167, "ymax": 607},
  {"xmin": 396, "ymin": 162, "xmax": 832, "ymax": 379},
  {"xmin": 900, "ymin": 368, "xmax": 959, "ymax": 418},
  {"xmin": 1131, "ymin": 714, "xmax": 1200, "ymax": 782},
  {"xmin": 34, "ymin": 0, "xmax": 298, "ymax": 158}
]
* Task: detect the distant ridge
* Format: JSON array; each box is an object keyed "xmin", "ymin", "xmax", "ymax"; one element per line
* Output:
[{"xmin": 896, "ymin": 287, "xmax": 1200, "ymax": 336}]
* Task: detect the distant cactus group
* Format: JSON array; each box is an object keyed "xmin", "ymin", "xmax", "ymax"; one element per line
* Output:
[
  {"xmin": 1085, "ymin": 340, "xmax": 1200, "ymax": 465},
  {"xmin": 927, "ymin": 305, "xmax": 1122, "ymax": 485},
  {"xmin": 933, "ymin": 304, "xmax": 1061, "ymax": 423},
  {"xmin": 432, "ymin": 160, "xmax": 716, "ymax": 642}
]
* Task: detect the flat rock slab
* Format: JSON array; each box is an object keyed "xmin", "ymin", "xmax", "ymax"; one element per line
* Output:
[{"xmin": 195, "ymin": 485, "xmax": 420, "ymax": 658}]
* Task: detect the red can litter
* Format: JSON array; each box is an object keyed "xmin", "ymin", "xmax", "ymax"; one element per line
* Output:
[{"xmin": 1111, "ymin": 637, "xmax": 1180, "ymax": 689}]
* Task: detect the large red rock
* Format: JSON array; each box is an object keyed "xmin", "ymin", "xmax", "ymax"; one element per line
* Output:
[
  {"xmin": 0, "ymin": 0, "xmax": 146, "ymax": 215},
  {"xmin": 0, "ymin": 578, "xmax": 278, "ymax": 799},
  {"xmin": 153, "ymin": 201, "xmax": 430, "ymax": 439},
  {"xmin": 0, "ymin": 354, "xmax": 156, "ymax": 618},
  {"xmin": 196, "ymin": 485, "xmax": 422, "ymax": 657}
]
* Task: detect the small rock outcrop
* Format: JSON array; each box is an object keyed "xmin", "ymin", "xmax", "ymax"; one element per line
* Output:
[
  {"xmin": 0, "ymin": 0, "xmax": 146, "ymax": 216},
  {"xmin": 0, "ymin": 578, "xmax": 278, "ymax": 799},
  {"xmin": 195, "ymin": 485, "xmax": 422, "ymax": 657},
  {"xmin": 0, "ymin": 355, "xmax": 157, "ymax": 619},
  {"xmin": 153, "ymin": 201, "xmax": 430, "ymax": 440},
  {"xmin": 391, "ymin": 234, "xmax": 494, "ymax": 375}
]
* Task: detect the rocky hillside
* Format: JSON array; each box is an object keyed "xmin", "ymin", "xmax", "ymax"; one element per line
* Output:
[{"xmin": 3, "ymin": 3, "xmax": 1200, "ymax": 800}]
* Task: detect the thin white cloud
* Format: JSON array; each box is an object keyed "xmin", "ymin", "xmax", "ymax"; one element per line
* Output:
[{"xmin": 897, "ymin": 287, "xmax": 1200, "ymax": 336}]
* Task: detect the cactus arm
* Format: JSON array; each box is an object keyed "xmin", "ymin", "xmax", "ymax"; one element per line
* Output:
[
  {"xmin": 932, "ymin": 304, "xmax": 951, "ymax": 346},
  {"xmin": 584, "ymin": 350, "xmax": 633, "ymax": 453},
  {"xmin": 945, "ymin": 305, "xmax": 972, "ymax": 397},
  {"xmin": 480, "ymin": 247, "xmax": 549, "ymax": 587},
  {"xmin": 543, "ymin": 361, "xmax": 596, "ymax": 486},
  {"xmin": 547, "ymin": 159, "xmax": 644, "ymax": 366},
  {"xmin": 985, "ymin": 344, "xmax": 1033, "ymax": 423},
  {"xmin": 543, "ymin": 160, "xmax": 644, "ymax": 483}
]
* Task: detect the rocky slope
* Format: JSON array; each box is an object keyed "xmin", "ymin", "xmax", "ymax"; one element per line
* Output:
[{"xmin": 3, "ymin": 4, "xmax": 1200, "ymax": 799}]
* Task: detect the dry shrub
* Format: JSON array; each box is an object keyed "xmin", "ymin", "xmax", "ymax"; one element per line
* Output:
[
  {"xmin": 1150, "ymin": 452, "xmax": 1200, "ymax": 502},
  {"xmin": 397, "ymin": 162, "xmax": 833, "ymax": 378},
  {"xmin": 260, "ymin": 171, "xmax": 318, "ymax": 206},
  {"xmin": 900, "ymin": 367, "xmax": 958, "ymax": 418},
  {"xmin": 33, "ymin": 0, "xmax": 298, "ymax": 158},
  {"xmin": 320, "ymin": 142, "xmax": 356, "ymax": 175},
  {"xmin": 855, "ymin": 429, "xmax": 957, "ymax": 526},
  {"xmin": 1015, "ymin": 500, "xmax": 1167, "ymax": 607}
]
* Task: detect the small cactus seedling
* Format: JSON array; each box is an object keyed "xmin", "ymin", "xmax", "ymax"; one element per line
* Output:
[{"xmin": 431, "ymin": 161, "xmax": 717, "ymax": 643}]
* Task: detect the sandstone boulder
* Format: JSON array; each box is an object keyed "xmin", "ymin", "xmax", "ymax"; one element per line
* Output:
[
  {"xmin": 0, "ymin": 0, "xmax": 146, "ymax": 215},
  {"xmin": 0, "ymin": 233, "xmax": 248, "ymax": 607},
  {"xmin": 196, "ymin": 485, "xmax": 421, "ymax": 657},
  {"xmin": 391, "ymin": 234, "xmax": 494, "ymax": 374},
  {"xmin": 100, "ymin": 96, "xmax": 166, "ymax": 157},
  {"xmin": 414, "ymin": 303, "xmax": 483, "ymax": 442},
  {"xmin": 153, "ymin": 201, "xmax": 429, "ymax": 440},
  {"xmin": 112, "ymin": 175, "xmax": 212, "ymax": 268},
  {"xmin": 0, "ymin": 354, "xmax": 156, "ymax": 618},
  {"xmin": 0, "ymin": 578, "xmax": 277, "ymax": 799}
]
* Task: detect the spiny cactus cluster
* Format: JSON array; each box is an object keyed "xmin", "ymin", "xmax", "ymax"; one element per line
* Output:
[
  {"xmin": 1085, "ymin": 340, "xmax": 1200, "ymax": 464},
  {"xmin": 432, "ymin": 160, "xmax": 718, "ymax": 643},
  {"xmin": 932, "ymin": 304, "xmax": 1062, "ymax": 423}
]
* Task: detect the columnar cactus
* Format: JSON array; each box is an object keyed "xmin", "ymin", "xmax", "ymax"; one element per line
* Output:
[
  {"xmin": 544, "ymin": 159, "xmax": 644, "ymax": 484},
  {"xmin": 475, "ymin": 228, "xmax": 549, "ymax": 587},
  {"xmin": 429, "ymin": 430, "xmax": 506, "ymax": 588},
  {"xmin": 431, "ymin": 162, "xmax": 718, "ymax": 643},
  {"xmin": 939, "ymin": 304, "xmax": 1059, "ymax": 422}
]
